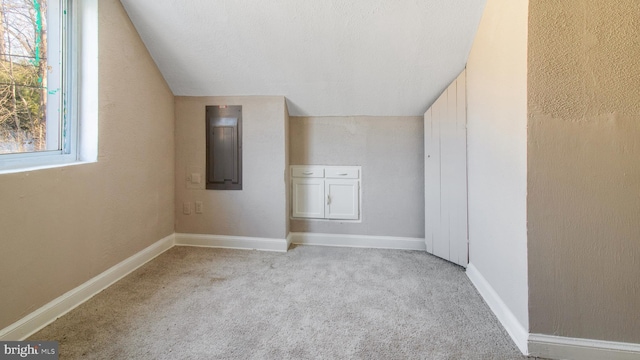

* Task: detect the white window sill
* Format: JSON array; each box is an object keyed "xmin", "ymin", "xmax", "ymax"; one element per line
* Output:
[{"xmin": 0, "ymin": 159, "xmax": 96, "ymax": 175}]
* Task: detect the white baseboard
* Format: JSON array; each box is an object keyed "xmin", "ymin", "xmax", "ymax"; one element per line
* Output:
[
  {"xmin": 0, "ymin": 232, "xmax": 289, "ymax": 340},
  {"xmin": 7, "ymin": 231, "xmax": 636, "ymax": 360},
  {"xmin": 0, "ymin": 234, "xmax": 175, "ymax": 341},
  {"xmin": 175, "ymin": 233, "xmax": 289, "ymax": 252},
  {"xmin": 466, "ymin": 263, "xmax": 529, "ymax": 355},
  {"xmin": 289, "ymin": 232, "xmax": 426, "ymax": 251},
  {"xmin": 286, "ymin": 232, "xmax": 293, "ymax": 249},
  {"xmin": 529, "ymin": 334, "xmax": 640, "ymax": 360},
  {"xmin": 467, "ymin": 263, "xmax": 640, "ymax": 359}
]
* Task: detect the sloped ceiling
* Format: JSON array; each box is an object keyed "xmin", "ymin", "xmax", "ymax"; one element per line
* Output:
[{"xmin": 120, "ymin": 0, "xmax": 486, "ymax": 116}]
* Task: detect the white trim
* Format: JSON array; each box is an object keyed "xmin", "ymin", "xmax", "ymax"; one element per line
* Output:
[
  {"xmin": 0, "ymin": 159, "xmax": 96, "ymax": 175},
  {"xmin": 286, "ymin": 232, "xmax": 293, "ymax": 249},
  {"xmin": 0, "ymin": 234, "xmax": 175, "ymax": 341},
  {"xmin": 289, "ymin": 232, "xmax": 426, "ymax": 251},
  {"xmin": 466, "ymin": 263, "xmax": 529, "ymax": 355},
  {"xmin": 3, "ymin": 230, "xmax": 638, "ymax": 360},
  {"xmin": 78, "ymin": 0, "xmax": 99, "ymax": 162},
  {"xmin": 529, "ymin": 334, "xmax": 640, "ymax": 360},
  {"xmin": 175, "ymin": 233, "xmax": 289, "ymax": 252},
  {"xmin": 0, "ymin": 0, "xmax": 99, "ymax": 173}
]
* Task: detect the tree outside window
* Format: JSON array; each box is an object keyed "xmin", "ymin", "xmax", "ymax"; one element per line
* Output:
[{"xmin": 0, "ymin": 0, "xmax": 49, "ymax": 154}]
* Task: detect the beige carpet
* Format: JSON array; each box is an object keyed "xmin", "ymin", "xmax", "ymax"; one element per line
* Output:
[{"xmin": 30, "ymin": 245, "xmax": 528, "ymax": 359}]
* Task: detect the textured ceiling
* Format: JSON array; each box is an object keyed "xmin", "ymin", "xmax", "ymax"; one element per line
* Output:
[{"xmin": 120, "ymin": 0, "xmax": 486, "ymax": 116}]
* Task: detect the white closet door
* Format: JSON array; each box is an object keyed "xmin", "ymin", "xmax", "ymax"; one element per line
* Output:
[{"xmin": 425, "ymin": 70, "xmax": 468, "ymax": 267}]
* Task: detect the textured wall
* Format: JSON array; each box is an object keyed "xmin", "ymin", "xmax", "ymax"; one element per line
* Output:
[
  {"xmin": 528, "ymin": 0, "xmax": 640, "ymax": 342},
  {"xmin": 466, "ymin": 0, "xmax": 529, "ymax": 332},
  {"xmin": 289, "ymin": 116, "xmax": 424, "ymax": 238},
  {"xmin": 175, "ymin": 96, "xmax": 288, "ymax": 240},
  {"xmin": 0, "ymin": 0, "xmax": 175, "ymax": 331}
]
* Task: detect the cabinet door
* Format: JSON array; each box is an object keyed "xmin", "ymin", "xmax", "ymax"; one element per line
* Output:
[
  {"xmin": 292, "ymin": 178, "xmax": 325, "ymax": 219},
  {"xmin": 325, "ymin": 179, "xmax": 359, "ymax": 220}
]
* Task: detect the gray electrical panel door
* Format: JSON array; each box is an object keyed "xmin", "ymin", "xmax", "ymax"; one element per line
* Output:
[{"xmin": 206, "ymin": 105, "xmax": 242, "ymax": 190}]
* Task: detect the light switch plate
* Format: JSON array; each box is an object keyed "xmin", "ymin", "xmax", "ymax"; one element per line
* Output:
[
  {"xmin": 186, "ymin": 166, "xmax": 202, "ymax": 189},
  {"xmin": 183, "ymin": 202, "xmax": 192, "ymax": 215}
]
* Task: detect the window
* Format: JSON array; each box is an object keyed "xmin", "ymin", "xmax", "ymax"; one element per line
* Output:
[{"xmin": 0, "ymin": 0, "xmax": 83, "ymax": 172}]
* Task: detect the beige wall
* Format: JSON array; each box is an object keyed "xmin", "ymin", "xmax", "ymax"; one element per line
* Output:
[
  {"xmin": 289, "ymin": 116, "xmax": 424, "ymax": 238},
  {"xmin": 466, "ymin": 0, "xmax": 529, "ymax": 332},
  {"xmin": 175, "ymin": 96, "xmax": 288, "ymax": 240},
  {"xmin": 0, "ymin": 0, "xmax": 175, "ymax": 331},
  {"xmin": 528, "ymin": 0, "xmax": 640, "ymax": 343}
]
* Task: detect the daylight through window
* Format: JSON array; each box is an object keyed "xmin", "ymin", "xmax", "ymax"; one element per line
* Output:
[{"xmin": 0, "ymin": 0, "xmax": 66, "ymax": 156}]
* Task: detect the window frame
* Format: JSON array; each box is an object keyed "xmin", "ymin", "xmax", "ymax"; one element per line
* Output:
[{"xmin": 0, "ymin": 0, "xmax": 85, "ymax": 173}]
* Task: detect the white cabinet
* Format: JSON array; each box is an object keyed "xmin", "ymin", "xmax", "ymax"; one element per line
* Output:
[{"xmin": 291, "ymin": 165, "xmax": 360, "ymax": 220}]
